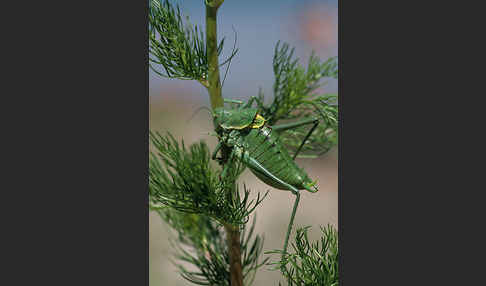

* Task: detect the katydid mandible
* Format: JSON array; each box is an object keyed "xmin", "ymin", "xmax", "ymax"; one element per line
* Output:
[{"xmin": 211, "ymin": 96, "xmax": 320, "ymax": 257}]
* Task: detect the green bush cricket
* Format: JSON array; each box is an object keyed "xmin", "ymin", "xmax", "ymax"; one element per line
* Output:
[{"xmin": 211, "ymin": 97, "xmax": 320, "ymax": 258}]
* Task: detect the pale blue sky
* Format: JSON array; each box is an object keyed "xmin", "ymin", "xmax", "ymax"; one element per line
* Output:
[{"xmin": 149, "ymin": 0, "xmax": 338, "ymax": 106}]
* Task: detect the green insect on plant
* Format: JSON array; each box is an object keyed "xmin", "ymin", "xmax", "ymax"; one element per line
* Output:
[
  {"xmin": 211, "ymin": 96, "xmax": 320, "ymax": 260},
  {"xmin": 149, "ymin": 0, "xmax": 339, "ymax": 284}
]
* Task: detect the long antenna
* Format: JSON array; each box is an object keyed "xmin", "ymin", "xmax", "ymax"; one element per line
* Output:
[
  {"xmin": 187, "ymin": 106, "xmax": 213, "ymax": 123},
  {"xmin": 221, "ymin": 26, "xmax": 238, "ymax": 88}
]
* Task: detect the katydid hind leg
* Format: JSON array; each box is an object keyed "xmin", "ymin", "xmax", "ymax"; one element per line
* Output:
[
  {"xmin": 271, "ymin": 117, "xmax": 318, "ymax": 132},
  {"xmin": 282, "ymin": 192, "xmax": 300, "ymax": 269},
  {"xmin": 244, "ymin": 155, "xmax": 300, "ymax": 195},
  {"xmin": 242, "ymin": 154, "xmax": 301, "ymax": 264},
  {"xmin": 292, "ymin": 119, "xmax": 319, "ymax": 160},
  {"xmin": 271, "ymin": 117, "xmax": 320, "ymax": 160}
]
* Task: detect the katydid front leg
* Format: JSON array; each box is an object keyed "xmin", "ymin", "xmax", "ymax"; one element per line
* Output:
[
  {"xmin": 223, "ymin": 97, "xmax": 258, "ymax": 110},
  {"xmin": 212, "ymin": 141, "xmax": 222, "ymax": 161},
  {"xmin": 223, "ymin": 98, "xmax": 243, "ymax": 106},
  {"xmin": 220, "ymin": 148, "xmax": 236, "ymax": 179},
  {"xmin": 241, "ymin": 96, "xmax": 261, "ymax": 109}
]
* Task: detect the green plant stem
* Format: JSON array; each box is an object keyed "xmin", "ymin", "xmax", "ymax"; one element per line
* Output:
[
  {"xmin": 206, "ymin": 4, "xmax": 223, "ymax": 110},
  {"xmin": 205, "ymin": 2, "xmax": 244, "ymax": 286}
]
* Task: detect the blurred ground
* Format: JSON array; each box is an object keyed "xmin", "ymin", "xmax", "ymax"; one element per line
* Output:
[
  {"xmin": 149, "ymin": 97, "xmax": 338, "ymax": 285},
  {"xmin": 149, "ymin": 1, "xmax": 338, "ymax": 285}
]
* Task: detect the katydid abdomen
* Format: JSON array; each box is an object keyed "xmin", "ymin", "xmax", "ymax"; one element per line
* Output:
[{"xmin": 237, "ymin": 125, "xmax": 316, "ymax": 193}]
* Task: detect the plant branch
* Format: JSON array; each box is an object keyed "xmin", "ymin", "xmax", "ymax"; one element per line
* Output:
[
  {"xmin": 206, "ymin": 0, "xmax": 225, "ymax": 9},
  {"xmin": 206, "ymin": 0, "xmax": 243, "ymax": 286},
  {"xmin": 205, "ymin": 2, "xmax": 243, "ymax": 286},
  {"xmin": 225, "ymin": 223, "xmax": 244, "ymax": 286}
]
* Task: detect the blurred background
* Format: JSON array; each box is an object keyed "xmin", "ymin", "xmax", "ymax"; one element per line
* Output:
[{"xmin": 149, "ymin": 0, "xmax": 338, "ymax": 285}]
